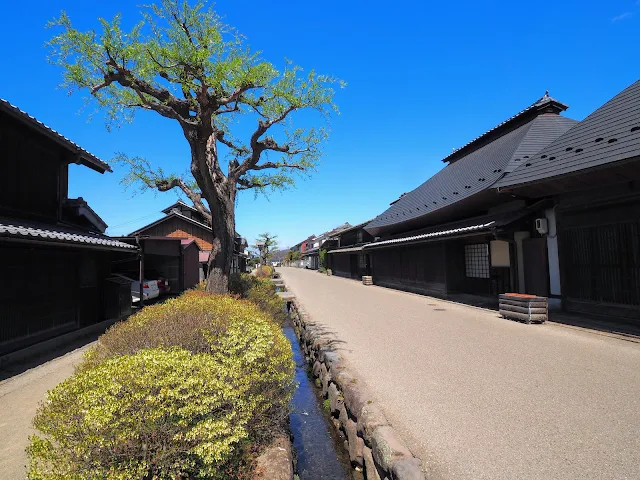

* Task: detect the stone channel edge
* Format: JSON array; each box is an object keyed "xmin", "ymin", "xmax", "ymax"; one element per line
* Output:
[{"xmin": 289, "ymin": 299, "xmax": 426, "ymax": 480}]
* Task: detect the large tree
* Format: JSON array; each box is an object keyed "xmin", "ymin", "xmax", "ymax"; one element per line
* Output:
[{"xmin": 48, "ymin": 0, "xmax": 342, "ymax": 292}]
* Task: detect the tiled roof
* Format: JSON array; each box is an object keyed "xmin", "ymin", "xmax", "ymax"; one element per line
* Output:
[
  {"xmin": 129, "ymin": 210, "xmax": 210, "ymax": 236},
  {"xmin": 366, "ymin": 113, "xmax": 576, "ymax": 234},
  {"xmin": 441, "ymin": 92, "xmax": 569, "ymax": 164},
  {"xmin": 364, "ymin": 222, "xmax": 495, "ymax": 249},
  {"xmin": 327, "ymin": 246, "xmax": 365, "ymax": 254},
  {"xmin": 495, "ymin": 80, "xmax": 640, "ymax": 189},
  {"xmin": 0, "ymin": 98, "xmax": 110, "ymax": 173},
  {"xmin": 0, "ymin": 218, "xmax": 136, "ymax": 251}
]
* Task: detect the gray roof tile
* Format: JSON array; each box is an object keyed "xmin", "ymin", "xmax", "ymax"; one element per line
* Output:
[
  {"xmin": 364, "ymin": 222, "xmax": 496, "ymax": 248},
  {"xmin": 441, "ymin": 92, "xmax": 569, "ymax": 164},
  {"xmin": 0, "ymin": 218, "xmax": 136, "ymax": 250},
  {"xmin": 495, "ymin": 80, "xmax": 640, "ymax": 188},
  {"xmin": 366, "ymin": 113, "xmax": 576, "ymax": 232}
]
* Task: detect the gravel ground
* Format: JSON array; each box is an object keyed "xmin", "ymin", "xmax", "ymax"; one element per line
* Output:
[
  {"xmin": 0, "ymin": 344, "xmax": 92, "ymax": 479},
  {"xmin": 279, "ymin": 267, "xmax": 640, "ymax": 480}
]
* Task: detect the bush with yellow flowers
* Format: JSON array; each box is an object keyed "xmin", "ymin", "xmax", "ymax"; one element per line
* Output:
[
  {"xmin": 28, "ymin": 348, "xmax": 252, "ymax": 479},
  {"xmin": 28, "ymin": 293, "xmax": 294, "ymax": 479}
]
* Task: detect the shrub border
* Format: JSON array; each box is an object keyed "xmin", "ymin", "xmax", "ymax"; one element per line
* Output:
[{"xmin": 289, "ymin": 300, "xmax": 425, "ymax": 480}]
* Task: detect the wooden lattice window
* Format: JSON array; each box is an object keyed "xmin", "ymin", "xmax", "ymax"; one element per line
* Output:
[{"xmin": 464, "ymin": 244, "xmax": 490, "ymax": 278}]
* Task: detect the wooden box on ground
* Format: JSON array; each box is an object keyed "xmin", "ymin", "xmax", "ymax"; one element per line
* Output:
[
  {"xmin": 362, "ymin": 276, "xmax": 373, "ymax": 286},
  {"xmin": 499, "ymin": 293, "xmax": 548, "ymax": 324}
]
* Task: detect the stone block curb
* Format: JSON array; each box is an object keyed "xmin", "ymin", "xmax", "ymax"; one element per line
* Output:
[{"xmin": 288, "ymin": 299, "xmax": 426, "ymax": 480}]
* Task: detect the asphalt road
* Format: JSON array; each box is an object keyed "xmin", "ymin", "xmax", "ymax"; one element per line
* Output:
[
  {"xmin": 278, "ymin": 267, "xmax": 640, "ymax": 480},
  {"xmin": 0, "ymin": 344, "xmax": 92, "ymax": 479}
]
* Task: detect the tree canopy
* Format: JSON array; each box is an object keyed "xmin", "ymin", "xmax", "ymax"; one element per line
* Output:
[{"xmin": 47, "ymin": 0, "xmax": 343, "ymax": 292}]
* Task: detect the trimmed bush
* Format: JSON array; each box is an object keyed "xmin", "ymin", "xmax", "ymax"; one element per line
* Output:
[
  {"xmin": 255, "ymin": 265, "xmax": 273, "ymax": 278},
  {"xmin": 81, "ymin": 294, "xmax": 293, "ymax": 436},
  {"xmin": 28, "ymin": 348, "xmax": 251, "ymax": 479},
  {"xmin": 229, "ymin": 274, "xmax": 286, "ymax": 325}
]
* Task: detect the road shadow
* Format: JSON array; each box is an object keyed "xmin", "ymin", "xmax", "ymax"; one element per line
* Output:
[
  {"xmin": 549, "ymin": 312, "xmax": 640, "ymax": 341},
  {"xmin": 0, "ymin": 331, "xmax": 101, "ymax": 382}
]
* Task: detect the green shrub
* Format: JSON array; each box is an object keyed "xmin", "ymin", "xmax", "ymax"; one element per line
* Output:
[
  {"xmin": 28, "ymin": 348, "xmax": 251, "ymax": 480},
  {"xmin": 80, "ymin": 293, "xmax": 294, "ymax": 440},
  {"xmin": 229, "ymin": 273, "xmax": 286, "ymax": 325},
  {"xmin": 255, "ymin": 265, "xmax": 273, "ymax": 278}
]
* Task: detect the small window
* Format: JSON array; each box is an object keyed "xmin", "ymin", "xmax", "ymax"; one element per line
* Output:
[
  {"xmin": 464, "ymin": 244, "xmax": 490, "ymax": 279},
  {"xmin": 358, "ymin": 254, "xmax": 367, "ymax": 270}
]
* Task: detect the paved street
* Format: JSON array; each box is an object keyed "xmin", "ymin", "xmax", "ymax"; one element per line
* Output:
[
  {"xmin": 0, "ymin": 345, "xmax": 92, "ymax": 479},
  {"xmin": 279, "ymin": 267, "xmax": 640, "ymax": 480}
]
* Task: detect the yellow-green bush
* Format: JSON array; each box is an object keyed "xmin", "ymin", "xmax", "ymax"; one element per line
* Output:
[
  {"xmin": 80, "ymin": 293, "xmax": 294, "ymax": 438},
  {"xmin": 229, "ymin": 273, "xmax": 286, "ymax": 324},
  {"xmin": 255, "ymin": 265, "xmax": 273, "ymax": 278},
  {"xmin": 28, "ymin": 348, "xmax": 251, "ymax": 480}
]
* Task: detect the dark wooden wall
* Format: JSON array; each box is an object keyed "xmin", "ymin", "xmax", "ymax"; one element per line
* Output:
[
  {"xmin": 0, "ymin": 245, "xmax": 121, "ymax": 355},
  {"xmin": 371, "ymin": 242, "xmax": 447, "ymax": 296},
  {"xmin": 0, "ymin": 111, "xmax": 65, "ymax": 221},
  {"xmin": 182, "ymin": 243, "xmax": 200, "ymax": 290},
  {"xmin": 558, "ymin": 196, "xmax": 640, "ymax": 320},
  {"xmin": 340, "ymin": 228, "xmax": 374, "ymax": 247},
  {"xmin": 330, "ymin": 253, "xmax": 355, "ymax": 278}
]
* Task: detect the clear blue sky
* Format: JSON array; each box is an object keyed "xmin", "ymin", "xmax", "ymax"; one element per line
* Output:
[{"xmin": 1, "ymin": 1, "xmax": 638, "ymax": 248}]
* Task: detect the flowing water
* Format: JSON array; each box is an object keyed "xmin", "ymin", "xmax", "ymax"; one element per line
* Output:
[{"xmin": 283, "ymin": 323, "xmax": 352, "ymax": 479}]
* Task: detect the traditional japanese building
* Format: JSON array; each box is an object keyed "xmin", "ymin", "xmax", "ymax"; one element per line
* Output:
[
  {"xmin": 495, "ymin": 79, "xmax": 640, "ymax": 321},
  {"xmin": 129, "ymin": 200, "xmax": 248, "ymax": 280},
  {"xmin": 0, "ymin": 99, "xmax": 137, "ymax": 356},
  {"xmin": 326, "ymin": 221, "xmax": 374, "ymax": 278},
  {"xmin": 364, "ymin": 93, "xmax": 577, "ymax": 303}
]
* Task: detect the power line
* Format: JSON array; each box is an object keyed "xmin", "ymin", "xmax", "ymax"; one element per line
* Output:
[{"xmin": 110, "ymin": 212, "xmax": 161, "ymax": 229}]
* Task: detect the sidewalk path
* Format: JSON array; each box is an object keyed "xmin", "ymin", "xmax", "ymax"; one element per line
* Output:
[
  {"xmin": 278, "ymin": 267, "xmax": 640, "ymax": 480},
  {"xmin": 0, "ymin": 344, "xmax": 92, "ymax": 479}
]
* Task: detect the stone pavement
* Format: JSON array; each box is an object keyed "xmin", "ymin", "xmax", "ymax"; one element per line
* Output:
[
  {"xmin": 278, "ymin": 267, "xmax": 640, "ymax": 480},
  {"xmin": 0, "ymin": 344, "xmax": 92, "ymax": 479}
]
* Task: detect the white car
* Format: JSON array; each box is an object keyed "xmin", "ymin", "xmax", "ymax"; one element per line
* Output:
[{"xmin": 112, "ymin": 274, "xmax": 160, "ymax": 303}]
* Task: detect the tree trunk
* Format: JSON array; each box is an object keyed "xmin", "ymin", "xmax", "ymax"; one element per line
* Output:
[
  {"xmin": 184, "ymin": 126, "xmax": 237, "ymax": 295},
  {"xmin": 204, "ymin": 188, "xmax": 235, "ymax": 294}
]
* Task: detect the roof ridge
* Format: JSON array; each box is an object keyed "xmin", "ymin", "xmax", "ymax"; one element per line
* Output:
[{"xmin": 441, "ymin": 92, "xmax": 569, "ymax": 164}]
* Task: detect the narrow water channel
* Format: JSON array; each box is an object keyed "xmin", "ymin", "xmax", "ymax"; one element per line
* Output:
[{"xmin": 283, "ymin": 323, "xmax": 351, "ymax": 479}]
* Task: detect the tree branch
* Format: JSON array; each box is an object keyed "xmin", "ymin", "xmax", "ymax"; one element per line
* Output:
[
  {"xmin": 155, "ymin": 177, "xmax": 212, "ymax": 225},
  {"xmin": 92, "ymin": 58, "xmax": 195, "ymax": 125}
]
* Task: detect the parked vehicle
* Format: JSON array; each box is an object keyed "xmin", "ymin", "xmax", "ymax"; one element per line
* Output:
[
  {"xmin": 144, "ymin": 269, "xmax": 171, "ymax": 295},
  {"xmin": 112, "ymin": 274, "xmax": 160, "ymax": 303}
]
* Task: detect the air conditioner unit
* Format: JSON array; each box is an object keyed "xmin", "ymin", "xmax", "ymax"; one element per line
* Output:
[{"xmin": 535, "ymin": 218, "xmax": 549, "ymax": 235}]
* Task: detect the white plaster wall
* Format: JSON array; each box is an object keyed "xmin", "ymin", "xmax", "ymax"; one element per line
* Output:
[
  {"xmin": 513, "ymin": 231, "xmax": 530, "ymax": 293},
  {"xmin": 545, "ymin": 208, "xmax": 562, "ymax": 310}
]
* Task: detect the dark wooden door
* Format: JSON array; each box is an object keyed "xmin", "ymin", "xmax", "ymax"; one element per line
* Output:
[{"xmin": 523, "ymin": 238, "xmax": 549, "ymax": 296}]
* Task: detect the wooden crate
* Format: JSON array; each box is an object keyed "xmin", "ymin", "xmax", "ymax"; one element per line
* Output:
[
  {"xmin": 362, "ymin": 275, "xmax": 373, "ymax": 286},
  {"xmin": 499, "ymin": 293, "xmax": 548, "ymax": 324}
]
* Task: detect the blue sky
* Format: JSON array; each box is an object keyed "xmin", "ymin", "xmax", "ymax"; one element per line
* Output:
[{"xmin": 1, "ymin": 1, "xmax": 638, "ymax": 248}]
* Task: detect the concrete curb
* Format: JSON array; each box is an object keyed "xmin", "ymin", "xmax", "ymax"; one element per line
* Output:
[{"xmin": 289, "ymin": 300, "xmax": 426, "ymax": 480}]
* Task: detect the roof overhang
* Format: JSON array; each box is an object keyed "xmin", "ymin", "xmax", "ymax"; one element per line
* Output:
[
  {"xmin": 365, "ymin": 199, "xmax": 551, "ymax": 250},
  {"xmin": 327, "ymin": 245, "xmax": 366, "ymax": 254},
  {"xmin": 0, "ymin": 99, "xmax": 111, "ymax": 173},
  {"xmin": 129, "ymin": 210, "xmax": 211, "ymax": 236},
  {"xmin": 0, "ymin": 218, "xmax": 137, "ymax": 252}
]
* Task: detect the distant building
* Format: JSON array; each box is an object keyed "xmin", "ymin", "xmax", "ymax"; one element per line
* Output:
[{"xmin": 128, "ymin": 201, "xmax": 248, "ymax": 281}]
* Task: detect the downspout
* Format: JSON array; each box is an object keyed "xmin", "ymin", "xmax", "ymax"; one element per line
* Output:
[{"xmin": 136, "ymin": 235, "xmax": 144, "ymax": 308}]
